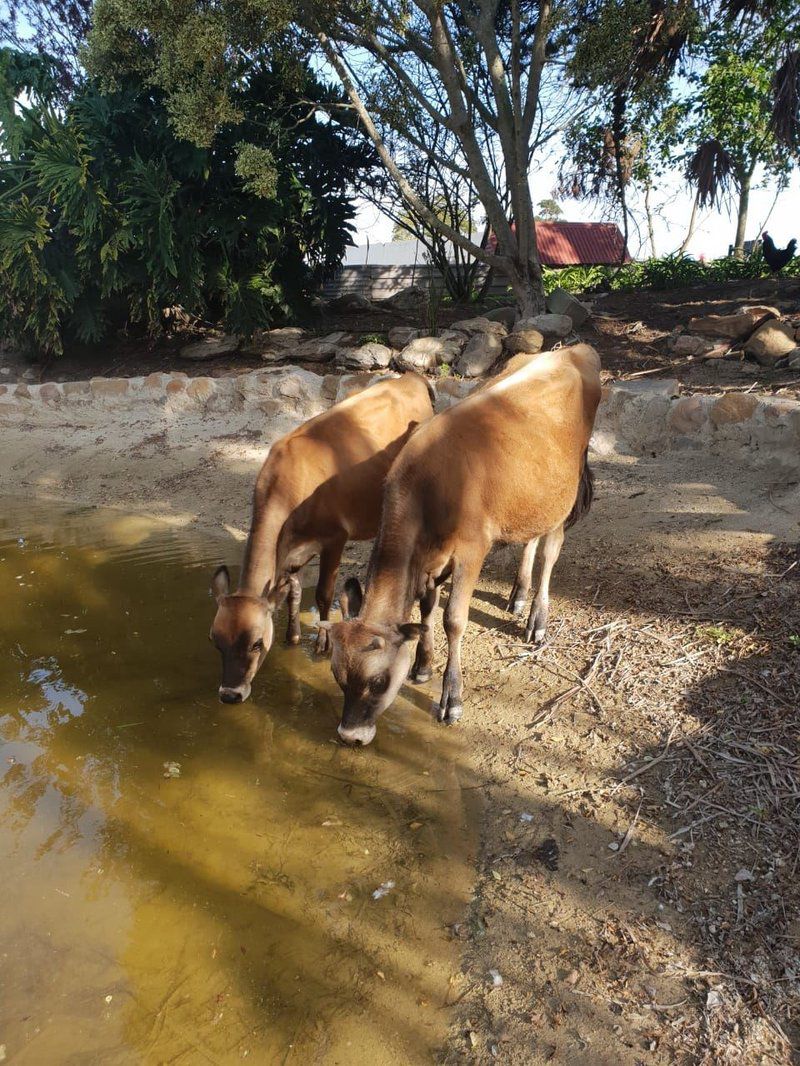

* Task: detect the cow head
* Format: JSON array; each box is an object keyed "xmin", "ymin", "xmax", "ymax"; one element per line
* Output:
[
  {"xmin": 209, "ymin": 566, "xmax": 275, "ymax": 703},
  {"xmin": 319, "ymin": 579, "xmax": 425, "ymax": 745}
]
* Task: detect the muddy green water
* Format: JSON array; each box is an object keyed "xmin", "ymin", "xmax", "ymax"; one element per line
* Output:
[{"xmin": 0, "ymin": 501, "xmax": 478, "ymax": 1065}]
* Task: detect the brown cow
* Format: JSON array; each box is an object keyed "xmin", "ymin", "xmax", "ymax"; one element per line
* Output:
[
  {"xmin": 319, "ymin": 345, "xmax": 602, "ymax": 745},
  {"xmin": 210, "ymin": 373, "xmax": 434, "ymax": 703}
]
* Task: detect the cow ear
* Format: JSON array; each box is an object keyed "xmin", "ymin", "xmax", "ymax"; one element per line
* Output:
[
  {"xmin": 340, "ymin": 577, "xmax": 363, "ymax": 619},
  {"xmin": 396, "ymin": 623, "xmax": 427, "ymax": 642},
  {"xmin": 211, "ymin": 565, "xmax": 230, "ymax": 602}
]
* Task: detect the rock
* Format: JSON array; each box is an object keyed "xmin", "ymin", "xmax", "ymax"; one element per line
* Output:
[
  {"xmin": 450, "ymin": 316, "xmax": 508, "ymax": 338},
  {"xmin": 395, "ymin": 335, "xmax": 462, "ymax": 371},
  {"xmin": 709, "ymin": 393, "xmax": 759, "ymax": 426},
  {"xmin": 484, "ymin": 305, "xmax": 518, "ymax": 329},
  {"xmin": 293, "ymin": 331, "xmax": 355, "ymax": 363},
  {"xmin": 687, "ymin": 310, "xmax": 772, "ymax": 341},
  {"xmin": 382, "ymin": 285, "xmax": 427, "ymax": 312},
  {"xmin": 546, "ymin": 287, "xmax": 590, "ymax": 328},
  {"xmin": 179, "ymin": 333, "xmax": 240, "ymax": 361},
  {"xmin": 671, "ymin": 334, "xmax": 715, "ymax": 357},
  {"xmin": 503, "ymin": 328, "xmax": 544, "ymax": 356},
  {"xmin": 388, "ymin": 326, "xmax": 421, "ymax": 348},
  {"xmin": 736, "ymin": 304, "xmax": 781, "ymax": 321},
  {"xmin": 615, "ymin": 378, "xmax": 680, "ymax": 400},
  {"xmin": 668, "ymin": 395, "xmax": 709, "ymax": 435},
  {"xmin": 433, "ymin": 377, "xmax": 473, "ymax": 411},
  {"xmin": 513, "ymin": 313, "xmax": 572, "ymax": 341},
  {"xmin": 455, "ymin": 333, "xmax": 503, "ymax": 377},
  {"xmin": 744, "ymin": 320, "xmax": 798, "ymax": 366},
  {"xmin": 787, "ymin": 350, "xmax": 800, "ymax": 370},
  {"xmin": 326, "ymin": 293, "xmax": 378, "ymax": 312},
  {"xmin": 91, "ymin": 377, "xmax": 129, "ymax": 397},
  {"xmin": 336, "ymin": 342, "xmax": 393, "ymax": 370},
  {"xmin": 437, "ymin": 329, "xmax": 469, "ymax": 351},
  {"xmin": 38, "ymin": 382, "xmax": 61, "ymax": 404},
  {"xmin": 186, "ymin": 377, "xmax": 216, "ymax": 402},
  {"xmin": 241, "ymin": 326, "xmax": 307, "ymax": 359}
]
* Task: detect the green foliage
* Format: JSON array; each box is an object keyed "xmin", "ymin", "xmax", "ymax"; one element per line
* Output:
[
  {"xmin": 0, "ymin": 51, "xmax": 373, "ymax": 355},
  {"xmin": 539, "ymin": 249, "xmax": 795, "ymax": 296}
]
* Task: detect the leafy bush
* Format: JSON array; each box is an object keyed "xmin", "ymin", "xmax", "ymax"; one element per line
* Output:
[
  {"xmin": 540, "ymin": 248, "xmax": 794, "ymax": 298},
  {"xmin": 0, "ymin": 51, "xmax": 374, "ymax": 355}
]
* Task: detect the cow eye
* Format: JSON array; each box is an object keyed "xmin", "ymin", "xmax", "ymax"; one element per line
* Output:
[
  {"xmin": 370, "ymin": 674, "xmax": 389, "ymax": 695},
  {"xmin": 251, "ymin": 639, "xmax": 264, "ymax": 653}
]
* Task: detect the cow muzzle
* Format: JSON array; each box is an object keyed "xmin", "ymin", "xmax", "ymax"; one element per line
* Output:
[
  {"xmin": 337, "ymin": 721, "xmax": 377, "ymax": 746},
  {"xmin": 219, "ymin": 683, "xmax": 251, "ymax": 704}
]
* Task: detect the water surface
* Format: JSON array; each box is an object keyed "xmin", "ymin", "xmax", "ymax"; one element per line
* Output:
[{"xmin": 0, "ymin": 500, "xmax": 478, "ymax": 1064}]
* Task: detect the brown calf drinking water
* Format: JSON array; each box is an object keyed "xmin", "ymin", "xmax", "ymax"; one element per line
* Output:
[
  {"xmin": 210, "ymin": 373, "xmax": 434, "ymax": 703},
  {"xmin": 319, "ymin": 345, "xmax": 602, "ymax": 745}
]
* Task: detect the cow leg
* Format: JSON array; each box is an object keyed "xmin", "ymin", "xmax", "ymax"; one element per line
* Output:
[
  {"xmin": 410, "ymin": 582, "xmax": 441, "ymax": 683},
  {"xmin": 437, "ymin": 553, "xmax": 485, "ymax": 723},
  {"xmin": 506, "ymin": 537, "xmax": 540, "ymax": 617},
  {"xmin": 286, "ymin": 573, "xmax": 302, "ymax": 645},
  {"xmin": 525, "ymin": 524, "xmax": 565, "ymax": 644},
  {"xmin": 314, "ymin": 537, "xmax": 346, "ymax": 655}
]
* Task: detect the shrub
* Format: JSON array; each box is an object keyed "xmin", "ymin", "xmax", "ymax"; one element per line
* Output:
[{"xmin": 0, "ymin": 51, "xmax": 375, "ymax": 355}]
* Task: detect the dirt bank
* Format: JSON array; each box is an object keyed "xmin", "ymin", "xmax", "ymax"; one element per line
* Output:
[{"xmin": 2, "ymin": 398, "xmax": 799, "ymax": 1063}]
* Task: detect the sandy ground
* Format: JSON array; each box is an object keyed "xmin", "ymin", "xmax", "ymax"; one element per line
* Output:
[{"xmin": 2, "ymin": 406, "xmax": 799, "ymax": 1063}]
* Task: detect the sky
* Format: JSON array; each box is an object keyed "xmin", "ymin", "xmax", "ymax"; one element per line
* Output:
[{"xmin": 352, "ymin": 158, "xmax": 800, "ymax": 260}]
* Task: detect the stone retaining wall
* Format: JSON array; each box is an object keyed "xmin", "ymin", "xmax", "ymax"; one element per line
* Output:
[{"xmin": 1, "ymin": 366, "xmax": 798, "ymax": 474}]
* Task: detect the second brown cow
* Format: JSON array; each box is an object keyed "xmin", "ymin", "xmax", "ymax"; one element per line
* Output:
[{"xmin": 320, "ymin": 345, "xmax": 602, "ymax": 745}]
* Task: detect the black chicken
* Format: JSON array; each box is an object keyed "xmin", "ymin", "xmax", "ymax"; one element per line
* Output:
[{"xmin": 762, "ymin": 231, "xmax": 797, "ymax": 273}]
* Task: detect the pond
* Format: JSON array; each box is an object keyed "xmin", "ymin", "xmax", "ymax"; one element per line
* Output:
[{"xmin": 0, "ymin": 500, "xmax": 479, "ymax": 1064}]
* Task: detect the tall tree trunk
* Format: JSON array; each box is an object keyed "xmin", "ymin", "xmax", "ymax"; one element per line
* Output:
[
  {"xmin": 644, "ymin": 181, "xmax": 657, "ymax": 258},
  {"xmin": 733, "ymin": 170, "xmax": 753, "ymax": 258},
  {"xmin": 679, "ymin": 189, "xmax": 700, "ymax": 254}
]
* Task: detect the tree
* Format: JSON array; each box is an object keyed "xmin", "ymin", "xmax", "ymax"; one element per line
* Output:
[
  {"xmin": 536, "ymin": 198, "xmax": 563, "ymax": 221},
  {"xmin": 89, "ymin": 0, "xmax": 695, "ymax": 315},
  {"xmin": 0, "ymin": 50, "xmax": 376, "ymax": 354},
  {"xmin": 685, "ymin": 30, "xmax": 793, "ymax": 255},
  {"xmin": 0, "ymin": 0, "xmax": 92, "ymax": 96}
]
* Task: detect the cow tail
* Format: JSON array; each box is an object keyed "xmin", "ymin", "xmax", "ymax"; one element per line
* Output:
[{"xmin": 565, "ymin": 449, "xmax": 594, "ymax": 529}]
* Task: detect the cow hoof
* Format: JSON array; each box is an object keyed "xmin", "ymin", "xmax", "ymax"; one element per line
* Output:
[
  {"xmin": 509, "ymin": 599, "xmax": 526, "ymax": 618},
  {"xmin": 524, "ymin": 626, "xmax": 547, "ymax": 645},
  {"xmin": 314, "ymin": 635, "xmax": 330, "ymax": 655},
  {"xmin": 435, "ymin": 701, "xmax": 462, "ymax": 723},
  {"xmin": 445, "ymin": 703, "xmax": 463, "ymax": 723},
  {"xmin": 410, "ymin": 668, "xmax": 432, "ymax": 683},
  {"xmin": 288, "ymin": 633, "xmax": 301, "ymax": 646}
]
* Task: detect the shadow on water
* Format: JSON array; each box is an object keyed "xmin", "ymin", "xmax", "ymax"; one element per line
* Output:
[{"xmin": 0, "ymin": 499, "xmax": 480, "ymax": 1065}]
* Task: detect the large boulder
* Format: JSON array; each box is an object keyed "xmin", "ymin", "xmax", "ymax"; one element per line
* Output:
[
  {"xmin": 336, "ymin": 342, "xmax": 392, "ymax": 370},
  {"xmin": 484, "ymin": 305, "xmax": 518, "ymax": 329},
  {"xmin": 293, "ymin": 331, "xmax": 356, "ymax": 363},
  {"xmin": 387, "ymin": 326, "xmax": 421, "ymax": 348},
  {"xmin": 503, "ymin": 328, "xmax": 544, "ymax": 356},
  {"xmin": 382, "ymin": 285, "xmax": 428, "ymax": 312},
  {"xmin": 513, "ymin": 313, "xmax": 572, "ymax": 342},
  {"xmin": 455, "ymin": 333, "xmax": 503, "ymax": 377},
  {"xmin": 546, "ymin": 287, "xmax": 590, "ymax": 328},
  {"xmin": 180, "ymin": 333, "xmax": 240, "ymax": 361},
  {"xmin": 395, "ymin": 335, "xmax": 462, "ymax": 371},
  {"xmin": 744, "ymin": 320, "xmax": 798, "ymax": 366},
  {"xmin": 449, "ymin": 316, "xmax": 508, "ymax": 338},
  {"xmin": 687, "ymin": 308, "xmax": 775, "ymax": 341}
]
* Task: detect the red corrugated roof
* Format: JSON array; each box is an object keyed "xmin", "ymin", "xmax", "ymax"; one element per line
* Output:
[{"xmin": 489, "ymin": 222, "xmax": 630, "ymax": 266}]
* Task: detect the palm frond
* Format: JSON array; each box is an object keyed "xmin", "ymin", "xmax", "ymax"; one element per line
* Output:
[{"xmin": 686, "ymin": 139, "xmax": 734, "ymax": 207}]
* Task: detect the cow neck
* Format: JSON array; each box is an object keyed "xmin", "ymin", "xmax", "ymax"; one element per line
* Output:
[
  {"xmin": 361, "ymin": 519, "xmax": 417, "ymax": 625},
  {"xmin": 238, "ymin": 491, "xmax": 291, "ymax": 598}
]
